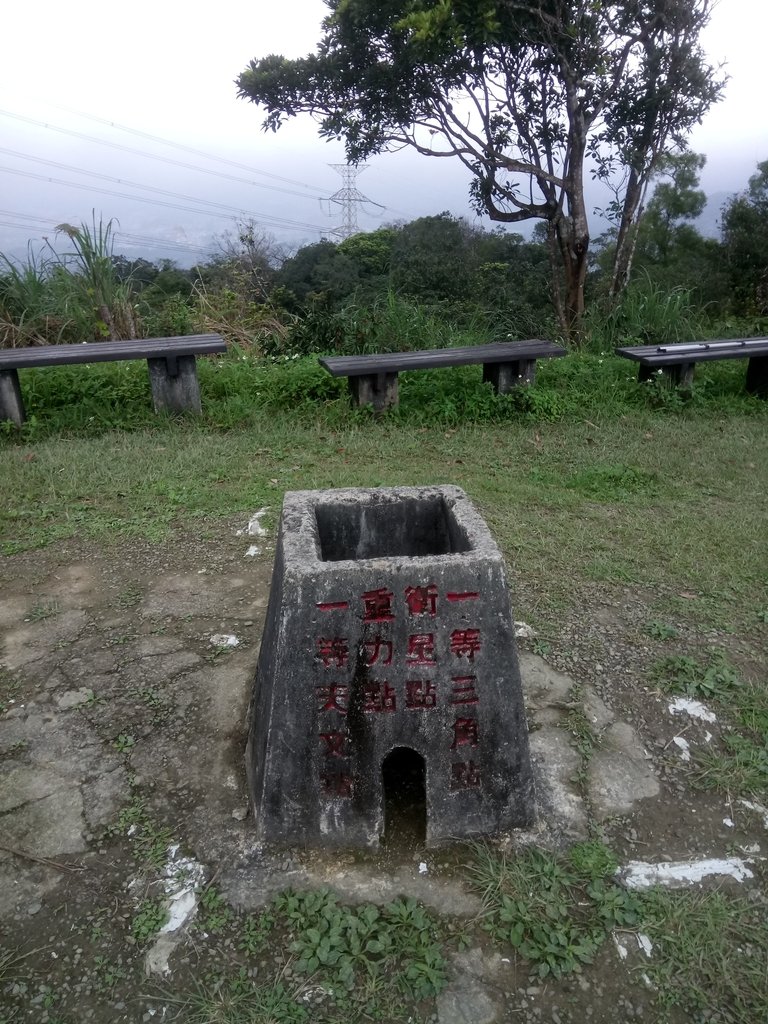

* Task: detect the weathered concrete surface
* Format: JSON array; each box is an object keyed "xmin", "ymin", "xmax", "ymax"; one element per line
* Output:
[
  {"xmin": 246, "ymin": 486, "xmax": 535, "ymax": 847},
  {"xmin": 588, "ymin": 722, "xmax": 660, "ymax": 819},
  {"xmin": 519, "ymin": 652, "xmax": 660, "ymax": 829}
]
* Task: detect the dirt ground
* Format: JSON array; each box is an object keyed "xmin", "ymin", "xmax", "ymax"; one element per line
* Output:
[{"xmin": 1, "ymin": 516, "xmax": 766, "ymax": 1023}]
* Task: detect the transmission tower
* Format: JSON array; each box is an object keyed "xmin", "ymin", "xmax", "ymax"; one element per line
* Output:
[{"xmin": 326, "ymin": 163, "xmax": 379, "ymax": 240}]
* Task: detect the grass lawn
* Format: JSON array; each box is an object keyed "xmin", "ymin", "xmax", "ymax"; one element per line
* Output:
[{"xmin": 1, "ymin": 352, "xmax": 767, "ymax": 1022}]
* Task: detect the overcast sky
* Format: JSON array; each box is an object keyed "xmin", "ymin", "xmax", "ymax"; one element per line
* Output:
[{"xmin": 1, "ymin": 0, "xmax": 766, "ymax": 265}]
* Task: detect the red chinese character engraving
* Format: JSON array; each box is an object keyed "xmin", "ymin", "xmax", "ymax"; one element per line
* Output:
[
  {"xmin": 446, "ymin": 591, "xmax": 479, "ymax": 603},
  {"xmin": 450, "ymin": 675, "xmax": 479, "ymax": 705},
  {"xmin": 406, "ymin": 633, "xmax": 436, "ymax": 665},
  {"xmin": 451, "ymin": 717, "xmax": 479, "ymax": 748},
  {"xmin": 450, "ymin": 629, "xmax": 481, "ymax": 660},
  {"xmin": 405, "ymin": 679, "xmax": 437, "ymax": 710},
  {"xmin": 362, "ymin": 636, "xmax": 393, "ymax": 666},
  {"xmin": 316, "ymin": 600, "xmax": 349, "ymax": 611},
  {"xmin": 404, "ymin": 584, "xmax": 438, "ymax": 617},
  {"xmin": 315, "ymin": 683, "xmax": 348, "ymax": 715},
  {"xmin": 362, "ymin": 588, "xmax": 395, "ymax": 622},
  {"xmin": 320, "ymin": 764, "xmax": 354, "ymax": 798},
  {"xmin": 363, "ymin": 681, "xmax": 397, "ymax": 713},
  {"xmin": 316, "ymin": 636, "xmax": 350, "ymax": 668},
  {"xmin": 450, "ymin": 760, "xmax": 481, "ymax": 790},
  {"xmin": 319, "ymin": 731, "xmax": 347, "ymax": 757}
]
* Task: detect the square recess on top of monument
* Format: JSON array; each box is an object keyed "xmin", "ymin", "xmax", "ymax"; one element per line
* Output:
[{"xmin": 245, "ymin": 485, "xmax": 535, "ymax": 848}]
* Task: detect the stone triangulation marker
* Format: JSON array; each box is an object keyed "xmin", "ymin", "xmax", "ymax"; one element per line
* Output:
[{"xmin": 245, "ymin": 485, "xmax": 535, "ymax": 847}]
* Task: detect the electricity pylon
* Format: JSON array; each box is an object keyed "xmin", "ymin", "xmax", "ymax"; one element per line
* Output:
[{"xmin": 326, "ymin": 164, "xmax": 380, "ymax": 240}]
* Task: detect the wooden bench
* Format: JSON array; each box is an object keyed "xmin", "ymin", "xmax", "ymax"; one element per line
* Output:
[
  {"xmin": 0, "ymin": 334, "xmax": 227, "ymax": 426},
  {"xmin": 615, "ymin": 338, "xmax": 768, "ymax": 397},
  {"xmin": 319, "ymin": 339, "xmax": 567, "ymax": 412}
]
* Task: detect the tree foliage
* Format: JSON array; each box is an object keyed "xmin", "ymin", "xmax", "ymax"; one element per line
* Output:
[
  {"xmin": 721, "ymin": 160, "xmax": 768, "ymax": 316},
  {"xmin": 238, "ymin": 0, "xmax": 724, "ymax": 339}
]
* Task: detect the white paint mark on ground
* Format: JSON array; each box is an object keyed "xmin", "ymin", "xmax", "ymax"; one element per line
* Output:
[
  {"xmin": 209, "ymin": 634, "xmax": 239, "ymax": 648},
  {"xmin": 245, "ymin": 545, "xmax": 261, "ymax": 557},
  {"xmin": 613, "ymin": 932, "xmax": 653, "ymax": 961},
  {"xmin": 514, "ymin": 621, "xmax": 537, "ymax": 640},
  {"xmin": 672, "ymin": 736, "xmax": 691, "ymax": 761},
  {"xmin": 236, "ymin": 507, "xmax": 270, "ymax": 538},
  {"xmin": 669, "ymin": 697, "xmax": 717, "ymax": 723},
  {"xmin": 145, "ymin": 847, "xmax": 206, "ymax": 976},
  {"xmin": 723, "ymin": 817, "xmax": 735, "ymax": 828},
  {"xmin": 619, "ymin": 857, "xmax": 754, "ymax": 889},
  {"xmin": 419, "ymin": 862, "xmax": 428, "ymax": 875}
]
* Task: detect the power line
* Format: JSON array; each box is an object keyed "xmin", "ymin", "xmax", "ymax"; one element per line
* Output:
[
  {"xmin": 0, "ymin": 165, "xmax": 327, "ymax": 234},
  {"xmin": 0, "ymin": 146, "xmax": 326, "ymax": 225},
  {"xmin": 0, "ymin": 108, "xmax": 328, "ymax": 202},
  {"xmin": 8, "ymin": 101, "xmax": 330, "ymax": 194},
  {"xmin": 0, "ymin": 210, "xmax": 218, "ymax": 258}
]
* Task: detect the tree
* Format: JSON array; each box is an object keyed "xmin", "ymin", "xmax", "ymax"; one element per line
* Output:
[
  {"xmin": 238, "ymin": 0, "xmax": 724, "ymax": 340},
  {"xmin": 204, "ymin": 220, "xmax": 285, "ymax": 302},
  {"xmin": 721, "ymin": 160, "xmax": 768, "ymax": 316}
]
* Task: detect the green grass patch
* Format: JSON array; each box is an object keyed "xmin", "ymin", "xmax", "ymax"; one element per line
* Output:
[
  {"xmin": 653, "ymin": 652, "xmax": 768, "ymax": 796},
  {"xmin": 470, "ymin": 842, "xmax": 641, "ymax": 979},
  {"xmin": 640, "ymin": 889, "xmax": 768, "ymax": 1023}
]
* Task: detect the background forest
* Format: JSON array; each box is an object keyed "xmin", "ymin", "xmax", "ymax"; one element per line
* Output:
[{"xmin": 1, "ymin": 156, "xmax": 767, "ymax": 360}]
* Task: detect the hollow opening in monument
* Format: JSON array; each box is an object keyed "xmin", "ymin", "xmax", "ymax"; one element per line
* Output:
[
  {"xmin": 381, "ymin": 746, "xmax": 427, "ymax": 848},
  {"xmin": 315, "ymin": 495, "xmax": 471, "ymax": 561}
]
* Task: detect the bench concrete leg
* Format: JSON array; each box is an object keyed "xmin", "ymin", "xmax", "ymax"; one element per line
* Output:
[
  {"xmin": 482, "ymin": 360, "xmax": 536, "ymax": 393},
  {"xmin": 668, "ymin": 362, "xmax": 695, "ymax": 389},
  {"xmin": 746, "ymin": 355, "xmax": 768, "ymax": 398},
  {"xmin": 0, "ymin": 368, "xmax": 25, "ymax": 426},
  {"xmin": 348, "ymin": 372, "xmax": 399, "ymax": 412},
  {"xmin": 639, "ymin": 363, "xmax": 695, "ymax": 389},
  {"xmin": 147, "ymin": 355, "xmax": 202, "ymax": 415}
]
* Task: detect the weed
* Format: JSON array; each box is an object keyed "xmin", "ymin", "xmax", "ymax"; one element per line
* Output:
[
  {"xmin": 113, "ymin": 733, "xmax": 136, "ymax": 754},
  {"xmin": 638, "ymin": 889, "xmax": 768, "ymax": 1022},
  {"xmin": 25, "ymin": 599, "xmax": 61, "ymax": 622},
  {"xmin": 132, "ymin": 897, "xmax": 168, "ymax": 945},
  {"xmin": 198, "ymin": 886, "xmax": 232, "ymax": 934},
  {"xmin": 653, "ymin": 651, "xmax": 768, "ymax": 796},
  {"xmin": 92, "ymin": 955, "xmax": 126, "ymax": 991},
  {"xmin": 693, "ymin": 733, "xmax": 768, "ymax": 796},
  {"xmin": 116, "ymin": 585, "xmax": 142, "ymax": 609},
  {"xmin": 0, "ymin": 670, "xmax": 21, "ymax": 715},
  {"xmin": 158, "ymin": 968, "xmax": 309, "ymax": 1024},
  {"xmin": 106, "ymin": 796, "xmax": 174, "ymax": 869},
  {"xmin": 241, "ymin": 909, "xmax": 276, "ymax": 956},
  {"xmin": 652, "ymin": 651, "xmax": 742, "ymax": 701},
  {"xmin": 130, "ymin": 687, "xmax": 172, "ymax": 724},
  {"xmin": 469, "ymin": 842, "xmax": 641, "ymax": 979},
  {"xmin": 645, "ymin": 619, "xmax": 678, "ymax": 640},
  {"xmin": 266, "ymin": 889, "xmax": 446, "ymax": 1003}
]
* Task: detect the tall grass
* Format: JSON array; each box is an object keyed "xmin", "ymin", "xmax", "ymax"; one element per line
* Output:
[
  {"xmin": 584, "ymin": 273, "xmax": 712, "ymax": 352},
  {"xmin": 0, "ymin": 216, "xmax": 139, "ymax": 347}
]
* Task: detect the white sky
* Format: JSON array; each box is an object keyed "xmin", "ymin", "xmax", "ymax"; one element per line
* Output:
[{"xmin": 1, "ymin": 0, "xmax": 766, "ymax": 265}]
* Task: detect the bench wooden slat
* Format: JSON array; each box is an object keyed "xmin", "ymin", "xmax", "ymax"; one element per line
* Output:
[
  {"xmin": 616, "ymin": 338, "xmax": 768, "ymax": 366},
  {"xmin": 320, "ymin": 339, "xmax": 565, "ymax": 377},
  {"xmin": 0, "ymin": 334, "xmax": 226, "ymax": 370},
  {"xmin": 0, "ymin": 334, "xmax": 227, "ymax": 426},
  {"xmin": 615, "ymin": 337, "xmax": 768, "ymax": 399}
]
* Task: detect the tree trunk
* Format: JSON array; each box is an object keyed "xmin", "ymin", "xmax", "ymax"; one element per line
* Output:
[{"xmin": 610, "ymin": 165, "xmax": 650, "ymax": 299}]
